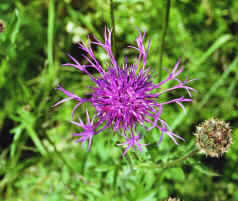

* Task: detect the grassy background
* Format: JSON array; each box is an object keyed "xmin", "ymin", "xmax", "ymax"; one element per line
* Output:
[{"xmin": 0, "ymin": 0, "xmax": 238, "ymax": 200}]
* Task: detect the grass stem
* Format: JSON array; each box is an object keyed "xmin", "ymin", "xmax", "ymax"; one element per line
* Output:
[
  {"xmin": 158, "ymin": 0, "xmax": 171, "ymax": 81},
  {"xmin": 48, "ymin": 0, "xmax": 54, "ymax": 67},
  {"xmin": 110, "ymin": 0, "xmax": 116, "ymax": 56}
]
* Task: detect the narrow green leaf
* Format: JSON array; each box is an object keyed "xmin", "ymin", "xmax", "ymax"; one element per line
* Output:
[
  {"xmin": 25, "ymin": 126, "xmax": 47, "ymax": 156},
  {"xmin": 194, "ymin": 34, "xmax": 232, "ymax": 66},
  {"xmin": 187, "ymin": 158, "xmax": 220, "ymax": 177},
  {"xmin": 10, "ymin": 125, "xmax": 24, "ymax": 158},
  {"xmin": 13, "ymin": 108, "xmax": 48, "ymax": 156},
  {"xmin": 199, "ymin": 56, "xmax": 238, "ymax": 109}
]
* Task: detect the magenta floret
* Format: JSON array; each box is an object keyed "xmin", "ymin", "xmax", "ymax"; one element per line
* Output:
[
  {"xmin": 117, "ymin": 131, "xmax": 147, "ymax": 156},
  {"xmin": 55, "ymin": 29, "xmax": 196, "ymax": 155}
]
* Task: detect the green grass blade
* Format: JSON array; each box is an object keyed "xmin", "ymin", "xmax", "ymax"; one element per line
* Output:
[
  {"xmin": 172, "ymin": 37, "xmax": 235, "ymax": 130},
  {"xmin": 194, "ymin": 34, "xmax": 232, "ymax": 66},
  {"xmin": 47, "ymin": 0, "xmax": 54, "ymax": 67},
  {"xmin": 198, "ymin": 56, "xmax": 238, "ymax": 109}
]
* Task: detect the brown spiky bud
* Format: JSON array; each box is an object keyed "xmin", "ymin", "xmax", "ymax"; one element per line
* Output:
[
  {"xmin": 0, "ymin": 20, "xmax": 5, "ymax": 34},
  {"xmin": 194, "ymin": 118, "xmax": 232, "ymax": 157},
  {"xmin": 165, "ymin": 197, "xmax": 181, "ymax": 201}
]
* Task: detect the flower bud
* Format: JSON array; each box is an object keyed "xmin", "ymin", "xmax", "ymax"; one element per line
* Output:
[{"xmin": 194, "ymin": 118, "xmax": 232, "ymax": 157}]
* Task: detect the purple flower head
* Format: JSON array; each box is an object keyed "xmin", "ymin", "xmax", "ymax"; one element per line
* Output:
[{"xmin": 55, "ymin": 28, "xmax": 196, "ymax": 155}]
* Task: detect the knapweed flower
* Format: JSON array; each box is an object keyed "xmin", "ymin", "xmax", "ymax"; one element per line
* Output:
[
  {"xmin": 55, "ymin": 28, "xmax": 196, "ymax": 155},
  {"xmin": 194, "ymin": 118, "xmax": 232, "ymax": 157}
]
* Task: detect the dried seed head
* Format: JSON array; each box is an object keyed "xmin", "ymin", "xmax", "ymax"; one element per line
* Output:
[
  {"xmin": 165, "ymin": 197, "xmax": 181, "ymax": 201},
  {"xmin": 194, "ymin": 118, "xmax": 232, "ymax": 157},
  {"xmin": 0, "ymin": 20, "xmax": 5, "ymax": 33}
]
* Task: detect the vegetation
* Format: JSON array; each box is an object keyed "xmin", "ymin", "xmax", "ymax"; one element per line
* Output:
[{"xmin": 0, "ymin": 0, "xmax": 238, "ymax": 200}]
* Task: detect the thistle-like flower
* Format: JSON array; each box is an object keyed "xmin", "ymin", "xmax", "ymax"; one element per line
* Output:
[
  {"xmin": 55, "ymin": 29, "xmax": 196, "ymax": 154},
  {"xmin": 194, "ymin": 118, "xmax": 232, "ymax": 157}
]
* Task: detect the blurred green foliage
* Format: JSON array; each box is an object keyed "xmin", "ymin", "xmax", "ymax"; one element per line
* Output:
[{"xmin": 0, "ymin": 0, "xmax": 238, "ymax": 200}]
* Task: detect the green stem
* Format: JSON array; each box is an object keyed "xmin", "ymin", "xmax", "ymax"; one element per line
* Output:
[
  {"xmin": 48, "ymin": 0, "xmax": 54, "ymax": 67},
  {"xmin": 110, "ymin": 0, "xmax": 116, "ymax": 56},
  {"xmin": 81, "ymin": 151, "xmax": 89, "ymax": 174},
  {"xmin": 45, "ymin": 135, "xmax": 85, "ymax": 181},
  {"xmin": 136, "ymin": 147, "xmax": 199, "ymax": 170},
  {"xmin": 36, "ymin": 0, "xmax": 55, "ymax": 114},
  {"xmin": 158, "ymin": 0, "xmax": 171, "ymax": 81},
  {"xmin": 45, "ymin": 136, "xmax": 73, "ymax": 171},
  {"xmin": 160, "ymin": 148, "xmax": 199, "ymax": 169},
  {"xmin": 113, "ymin": 164, "xmax": 120, "ymax": 188}
]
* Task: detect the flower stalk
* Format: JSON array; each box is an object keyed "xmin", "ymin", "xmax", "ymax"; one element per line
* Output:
[{"xmin": 160, "ymin": 147, "xmax": 200, "ymax": 169}]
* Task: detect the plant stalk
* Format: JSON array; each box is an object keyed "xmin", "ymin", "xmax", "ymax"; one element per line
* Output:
[
  {"xmin": 158, "ymin": 0, "xmax": 171, "ymax": 81},
  {"xmin": 161, "ymin": 148, "xmax": 200, "ymax": 169},
  {"xmin": 110, "ymin": 0, "xmax": 116, "ymax": 56}
]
